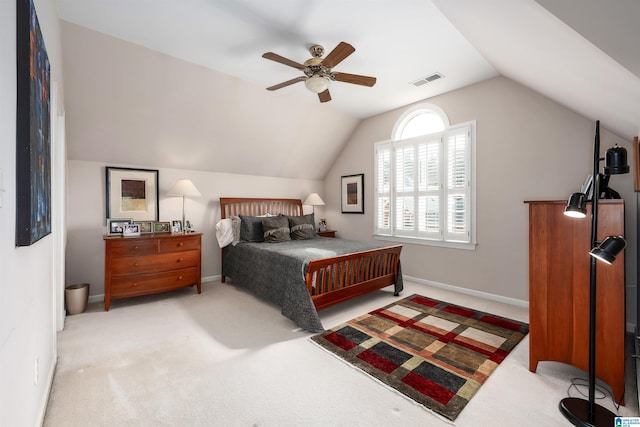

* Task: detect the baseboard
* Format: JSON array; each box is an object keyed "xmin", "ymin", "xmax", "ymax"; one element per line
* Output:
[
  {"xmin": 37, "ymin": 354, "xmax": 57, "ymax": 426},
  {"xmin": 88, "ymin": 275, "xmax": 221, "ymax": 304},
  {"xmin": 402, "ymin": 275, "xmax": 529, "ymax": 308}
]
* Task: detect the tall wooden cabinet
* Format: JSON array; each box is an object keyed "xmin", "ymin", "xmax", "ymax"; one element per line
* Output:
[
  {"xmin": 526, "ymin": 200, "xmax": 625, "ymax": 404},
  {"xmin": 104, "ymin": 232, "xmax": 202, "ymax": 310}
]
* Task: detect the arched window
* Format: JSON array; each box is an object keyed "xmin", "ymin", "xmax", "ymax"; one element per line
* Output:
[{"xmin": 374, "ymin": 104, "xmax": 476, "ymax": 249}]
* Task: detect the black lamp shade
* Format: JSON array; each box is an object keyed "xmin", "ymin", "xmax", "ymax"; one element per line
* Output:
[
  {"xmin": 564, "ymin": 193, "xmax": 587, "ymax": 218},
  {"xmin": 590, "ymin": 235, "xmax": 626, "ymax": 264},
  {"xmin": 603, "ymin": 145, "xmax": 630, "ymax": 175}
]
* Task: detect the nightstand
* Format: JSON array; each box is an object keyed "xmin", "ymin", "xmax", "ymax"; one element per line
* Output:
[{"xmin": 317, "ymin": 230, "xmax": 336, "ymax": 238}]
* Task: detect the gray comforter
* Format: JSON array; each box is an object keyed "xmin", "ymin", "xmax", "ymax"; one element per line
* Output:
[{"xmin": 222, "ymin": 237, "xmax": 403, "ymax": 332}]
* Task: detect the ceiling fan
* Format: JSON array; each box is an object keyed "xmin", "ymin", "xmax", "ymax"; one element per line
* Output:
[{"xmin": 262, "ymin": 42, "xmax": 377, "ymax": 103}]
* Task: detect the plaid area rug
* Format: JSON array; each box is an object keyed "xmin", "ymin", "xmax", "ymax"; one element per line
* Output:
[{"xmin": 311, "ymin": 294, "xmax": 529, "ymax": 421}]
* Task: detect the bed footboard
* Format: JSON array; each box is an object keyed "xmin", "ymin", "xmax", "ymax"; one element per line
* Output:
[{"xmin": 305, "ymin": 245, "xmax": 402, "ymax": 311}]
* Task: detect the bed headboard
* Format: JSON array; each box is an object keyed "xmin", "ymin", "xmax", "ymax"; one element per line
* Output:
[{"xmin": 220, "ymin": 197, "xmax": 303, "ymax": 219}]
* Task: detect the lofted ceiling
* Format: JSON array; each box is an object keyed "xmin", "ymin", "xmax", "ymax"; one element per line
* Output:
[{"xmin": 56, "ymin": 0, "xmax": 640, "ymax": 179}]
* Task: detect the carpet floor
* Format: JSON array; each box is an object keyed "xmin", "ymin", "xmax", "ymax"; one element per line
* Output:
[{"xmin": 44, "ymin": 280, "xmax": 638, "ymax": 426}]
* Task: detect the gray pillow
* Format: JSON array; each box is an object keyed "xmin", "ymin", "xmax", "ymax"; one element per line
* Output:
[
  {"xmin": 239, "ymin": 215, "xmax": 265, "ymax": 242},
  {"xmin": 262, "ymin": 216, "xmax": 291, "ymax": 243},
  {"xmin": 288, "ymin": 214, "xmax": 316, "ymax": 240},
  {"xmin": 230, "ymin": 216, "xmax": 241, "ymax": 245}
]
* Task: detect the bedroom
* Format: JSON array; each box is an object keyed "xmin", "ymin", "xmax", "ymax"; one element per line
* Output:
[{"xmin": 1, "ymin": 0, "xmax": 640, "ymax": 426}]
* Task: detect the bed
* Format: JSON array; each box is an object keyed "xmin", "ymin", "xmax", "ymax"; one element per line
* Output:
[{"xmin": 219, "ymin": 197, "xmax": 403, "ymax": 332}]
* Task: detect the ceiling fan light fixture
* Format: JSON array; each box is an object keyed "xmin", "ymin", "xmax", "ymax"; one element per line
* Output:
[{"xmin": 305, "ymin": 76, "xmax": 330, "ymax": 94}]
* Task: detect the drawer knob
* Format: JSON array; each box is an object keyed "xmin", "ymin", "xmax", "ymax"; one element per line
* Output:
[
  {"xmin": 134, "ymin": 262, "xmax": 139, "ymax": 267},
  {"xmin": 178, "ymin": 242, "xmax": 184, "ymax": 246},
  {"xmin": 133, "ymin": 282, "xmax": 139, "ymax": 287},
  {"xmin": 177, "ymin": 257, "xmax": 184, "ymax": 263},
  {"xmin": 178, "ymin": 276, "xmax": 183, "ymax": 280},
  {"xmin": 134, "ymin": 245, "xmax": 139, "ymax": 250}
]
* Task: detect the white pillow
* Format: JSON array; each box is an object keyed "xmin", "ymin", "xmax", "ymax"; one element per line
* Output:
[{"xmin": 215, "ymin": 218, "xmax": 234, "ymax": 248}]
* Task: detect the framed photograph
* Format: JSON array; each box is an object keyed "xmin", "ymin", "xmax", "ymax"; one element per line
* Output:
[
  {"xmin": 634, "ymin": 136, "xmax": 639, "ymax": 192},
  {"xmin": 341, "ymin": 173, "xmax": 364, "ymax": 214},
  {"xmin": 134, "ymin": 221, "xmax": 153, "ymax": 234},
  {"xmin": 107, "ymin": 218, "xmax": 133, "ymax": 235},
  {"xmin": 123, "ymin": 223, "xmax": 141, "ymax": 237},
  {"xmin": 154, "ymin": 221, "xmax": 171, "ymax": 233},
  {"xmin": 319, "ymin": 218, "xmax": 328, "ymax": 232},
  {"xmin": 15, "ymin": 0, "xmax": 51, "ymax": 246},
  {"xmin": 171, "ymin": 220, "xmax": 183, "ymax": 234},
  {"xmin": 106, "ymin": 166, "xmax": 159, "ymax": 221}
]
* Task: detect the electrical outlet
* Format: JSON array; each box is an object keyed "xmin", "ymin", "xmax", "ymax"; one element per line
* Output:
[{"xmin": 34, "ymin": 357, "xmax": 38, "ymax": 385}]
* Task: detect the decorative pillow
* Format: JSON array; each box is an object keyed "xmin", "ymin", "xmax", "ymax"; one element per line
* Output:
[
  {"xmin": 239, "ymin": 215, "xmax": 265, "ymax": 242},
  {"xmin": 262, "ymin": 216, "xmax": 291, "ymax": 243},
  {"xmin": 288, "ymin": 213, "xmax": 316, "ymax": 240},
  {"xmin": 215, "ymin": 218, "xmax": 234, "ymax": 248}
]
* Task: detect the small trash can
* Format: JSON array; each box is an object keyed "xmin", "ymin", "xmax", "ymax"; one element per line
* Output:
[{"xmin": 65, "ymin": 283, "xmax": 89, "ymax": 315}]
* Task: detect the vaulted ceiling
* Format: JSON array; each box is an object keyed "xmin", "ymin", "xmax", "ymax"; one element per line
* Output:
[{"xmin": 56, "ymin": 0, "xmax": 640, "ymax": 179}]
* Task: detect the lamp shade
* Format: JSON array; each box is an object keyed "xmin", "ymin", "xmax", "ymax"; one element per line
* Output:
[
  {"xmin": 303, "ymin": 193, "xmax": 325, "ymax": 206},
  {"xmin": 167, "ymin": 179, "xmax": 201, "ymax": 197},
  {"xmin": 603, "ymin": 145, "xmax": 630, "ymax": 175},
  {"xmin": 563, "ymin": 193, "xmax": 587, "ymax": 218},
  {"xmin": 590, "ymin": 235, "xmax": 626, "ymax": 264},
  {"xmin": 304, "ymin": 76, "xmax": 330, "ymax": 94}
]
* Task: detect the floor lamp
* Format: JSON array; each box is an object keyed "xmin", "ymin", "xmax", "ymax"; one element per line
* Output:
[{"xmin": 561, "ymin": 120, "xmax": 629, "ymax": 426}]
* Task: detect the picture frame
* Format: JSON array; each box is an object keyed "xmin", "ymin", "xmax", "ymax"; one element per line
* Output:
[
  {"xmin": 106, "ymin": 166, "xmax": 159, "ymax": 221},
  {"xmin": 134, "ymin": 221, "xmax": 153, "ymax": 234},
  {"xmin": 154, "ymin": 221, "xmax": 171, "ymax": 234},
  {"xmin": 341, "ymin": 173, "xmax": 364, "ymax": 214},
  {"xmin": 123, "ymin": 223, "xmax": 141, "ymax": 237},
  {"xmin": 15, "ymin": 0, "xmax": 51, "ymax": 246},
  {"xmin": 107, "ymin": 218, "xmax": 133, "ymax": 235},
  {"xmin": 634, "ymin": 136, "xmax": 639, "ymax": 192},
  {"xmin": 319, "ymin": 218, "xmax": 328, "ymax": 232},
  {"xmin": 171, "ymin": 220, "xmax": 183, "ymax": 234}
]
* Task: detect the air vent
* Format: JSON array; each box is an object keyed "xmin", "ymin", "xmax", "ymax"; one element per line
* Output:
[{"xmin": 411, "ymin": 72, "xmax": 444, "ymax": 87}]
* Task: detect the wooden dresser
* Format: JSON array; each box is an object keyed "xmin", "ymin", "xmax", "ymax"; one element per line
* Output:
[
  {"xmin": 104, "ymin": 232, "xmax": 202, "ymax": 310},
  {"xmin": 525, "ymin": 200, "xmax": 625, "ymax": 404}
]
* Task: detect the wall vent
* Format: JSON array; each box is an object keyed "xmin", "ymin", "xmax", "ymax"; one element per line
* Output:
[{"xmin": 411, "ymin": 72, "xmax": 444, "ymax": 87}]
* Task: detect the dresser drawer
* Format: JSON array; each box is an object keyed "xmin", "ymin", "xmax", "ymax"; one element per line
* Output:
[
  {"xmin": 108, "ymin": 239, "xmax": 158, "ymax": 257},
  {"xmin": 159, "ymin": 236, "xmax": 199, "ymax": 253},
  {"xmin": 110, "ymin": 250, "xmax": 200, "ymax": 276},
  {"xmin": 110, "ymin": 267, "xmax": 199, "ymax": 298}
]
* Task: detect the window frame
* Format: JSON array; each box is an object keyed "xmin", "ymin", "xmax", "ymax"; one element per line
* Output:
[{"xmin": 374, "ymin": 105, "xmax": 476, "ymax": 250}]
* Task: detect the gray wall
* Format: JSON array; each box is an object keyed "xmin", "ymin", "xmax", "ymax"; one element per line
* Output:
[
  {"xmin": 0, "ymin": 1, "xmax": 66, "ymax": 425},
  {"xmin": 322, "ymin": 76, "xmax": 637, "ymax": 326}
]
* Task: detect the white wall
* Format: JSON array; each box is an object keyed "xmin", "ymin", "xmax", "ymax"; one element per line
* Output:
[
  {"xmin": 66, "ymin": 160, "xmax": 324, "ymax": 298},
  {"xmin": 0, "ymin": 0, "xmax": 65, "ymax": 425},
  {"xmin": 323, "ymin": 76, "xmax": 638, "ymax": 327}
]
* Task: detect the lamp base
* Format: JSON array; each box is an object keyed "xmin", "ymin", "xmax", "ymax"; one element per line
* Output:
[{"xmin": 559, "ymin": 397, "xmax": 617, "ymax": 427}]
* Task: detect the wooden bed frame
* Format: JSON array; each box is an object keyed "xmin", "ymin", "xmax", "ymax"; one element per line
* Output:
[{"xmin": 219, "ymin": 197, "xmax": 402, "ymax": 311}]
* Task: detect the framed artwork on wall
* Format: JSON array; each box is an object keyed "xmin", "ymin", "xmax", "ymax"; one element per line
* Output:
[
  {"xmin": 15, "ymin": 0, "xmax": 51, "ymax": 246},
  {"xmin": 634, "ymin": 136, "xmax": 639, "ymax": 192},
  {"xmin": 106, "ymin": 167, "xmax": 159, "ymax": 221},
  {"xmin": 341, "ymin": 173, "xmax": 364, "ymax": 214}
]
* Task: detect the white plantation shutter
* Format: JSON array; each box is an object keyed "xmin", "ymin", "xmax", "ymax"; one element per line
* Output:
[
  {"xmin": 444, "ymin": 128, "xmax": 470, "ymax": 242},
  {"xmin": 374, "ymin": 143, "xmax": 392, "ymax": 234},
  {"xmin": 374, "ymin": 120, "xmax": 475, "ymax": 248}
]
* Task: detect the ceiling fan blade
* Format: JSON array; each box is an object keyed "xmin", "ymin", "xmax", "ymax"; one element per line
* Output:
[
  {"xmin": 266, "ymin": 76, "xmax": 306, "ymax": 91},
  {"xmin": 332, "ymin": 72, "xmax": 377, "ymax": 87},
  {"xmin": 262, "ymin": 52, "xmax": 307, "ymax": 70},
  {"xmin": 321, "ymin": 42, "xmax": 355, "ymax": 69},
  {"xmin": 318, "ymin": 89, "xmax": 331, "ymax": 103}
]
